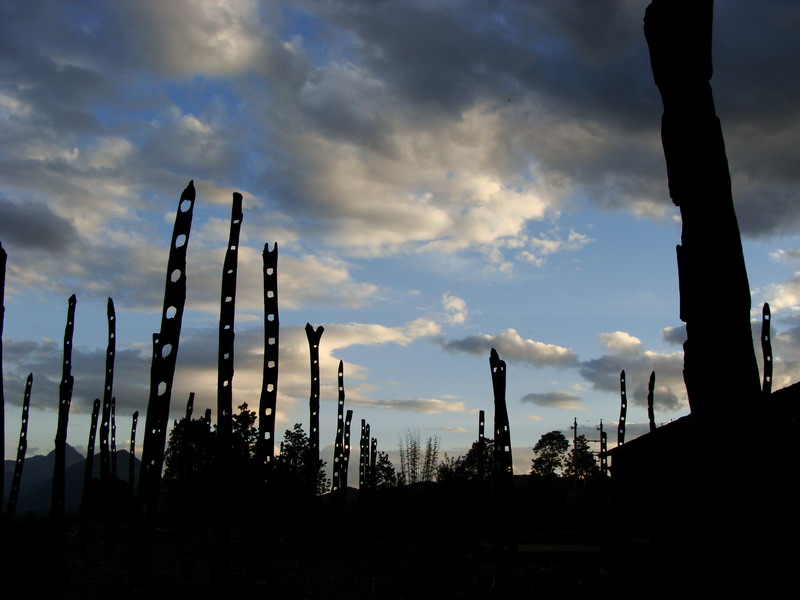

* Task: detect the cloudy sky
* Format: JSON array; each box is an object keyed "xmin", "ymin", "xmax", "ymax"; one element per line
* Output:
[{"xmin": 2, "ymin": 0, "xmax": 799, "ymax": 478}]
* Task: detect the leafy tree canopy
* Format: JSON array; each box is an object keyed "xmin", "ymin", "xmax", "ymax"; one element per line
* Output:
[
  {"xmin": 530, "ymin": 430, "xmax": 569, "ymax": 478},
  {"xmin": 565, "ymin": 434, "xmax": 600, "ymax": 480}
]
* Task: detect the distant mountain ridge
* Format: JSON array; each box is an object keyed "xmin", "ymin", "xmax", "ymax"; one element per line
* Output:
[{"xmin": 3, "ymin": 444, "xmax": 141, "ymax": 516}]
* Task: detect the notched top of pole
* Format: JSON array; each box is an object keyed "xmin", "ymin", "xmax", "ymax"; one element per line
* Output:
[{"xmin": 644, "ymin": 0, "xmax": 713, "ymax": 94}]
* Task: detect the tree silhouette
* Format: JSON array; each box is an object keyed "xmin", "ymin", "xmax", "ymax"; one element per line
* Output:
[
  {"xmin": 274, "ymin": 423, "xmax": 329, "ymax": 495},
  {"xmin": 373, "ymin": 451, "xmax": 397, "ymax": 488},
  {"xmin": 530, "ymin": 431, "xmax": 569, "ymax": 478},
  {"xmin": 565, "ymin": 434, "xmax": 599, "ymax": 480}
]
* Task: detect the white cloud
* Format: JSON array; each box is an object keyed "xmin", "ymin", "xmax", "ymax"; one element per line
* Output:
[
  {"xmin": 599, "ymin": 331, "xmax": 643, "ymax": 354},
  {"xmin": 442, "ymin": 293, "xmax": 468, "ymax": 325},
  {"xmin": 519, "ymin": 229, "xmax": 594, "ymax": 266}
]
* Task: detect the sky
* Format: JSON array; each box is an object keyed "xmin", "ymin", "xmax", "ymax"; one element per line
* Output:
[{"xmin": 2, "ymin": 0, "xmax": 800, "ymax": 480}]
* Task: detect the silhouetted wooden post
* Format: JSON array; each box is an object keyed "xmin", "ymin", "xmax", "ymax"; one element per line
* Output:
[
  {"xmin": 185, "ymin": 392, "xmax": 195, "ymax": 420},
  {"xmin": 217, "ymin": 192, "xmax": 243, "ymax": 445},
  {"xmin": 647, "ymin": 371, "xmax": 657, "ymax": 433},
  {"xmin": 136, "ymin": 181, "xmax": 196, "ymax": 574},
  {"xmin": 489, "ymin": 348, "xmax": 515, "ymax": 554},
  {"xmin": 342, "ymin": 409, "xmax": 353, "ymax": 490},
  {"xmin": 332, "ymin": 360, "xmax": 346, "ymax": 495},
  {"xmin": 0, "ymin": 242, "xmax": 5, "ymax": 506},
  {"xmin": 100, "ymin": 299, "xmax": 116, "ymax": 486},
  {"xmin": 80, "ymin": 398, "xmax": 102, "ymax": 541},
  {"xmin": 477, "ymin": 410, "xmax": 486, "ymax": 482},
  {"xmin": 305, "ymin": 323, "xmax": 324, "ymax": 495},
  {"xmin": 258, "ymin": 243, "xmax": 279, "ymax": 484},
  {"xmin": 129, "ymin": 411, "xmax": 139, "ymax": 488},
  {"xmin": 214, "ymin": 192, "xmax": 243, "ymax": 587},
  {"xmin": 761, "ymin": 303, "xmax": 772, "ymax": 396},
  {"xmin": 644, "ymin": 0, "xmax": 761, "ymax": 431},
  {"xmin": 618, "ymin": 370, "xmax": 627, "ymax": 446},
  {"xmin": 111, "ymin": 397, "xmax": 118, "ymax": 477},
  {"xmin": 51, "ymin": 294, "xmax": 77, "ymax": 523},
  {"xmin": 598, "ymin": 420, "xmax": 608, "ymax": 476},
  {"xmin": 359, "ymin": 419, "xmax": 368, "ymax": 494},
  {"xmin": 369, "ymin": 437, "xmax": 377, "ymax": 491},
  {"xmin": 7, "ymin": 373, "xmax": 33, "ymax": 517}
]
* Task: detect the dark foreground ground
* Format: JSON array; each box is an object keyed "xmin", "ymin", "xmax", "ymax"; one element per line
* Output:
[{"xmin": 3, "ymin": 480, "xmax": 794, "ymax": 599}]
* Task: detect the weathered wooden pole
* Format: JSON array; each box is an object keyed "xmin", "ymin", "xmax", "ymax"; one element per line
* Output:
[
  {"xmin": 618, "ymin": 370, "xmax": 627, "ymax": 446},
  {"xmin": 258, "ymin": 243, "xmax": 279, "ymax": 483},
  {"xmin": 369, "ymin": 437, "xmax": 377, "ymax": 491},
  {"xmin": 305, "ymin": 323, "xmax": 324, "ymax": 494},
  {"xmin": 359, "ymin": 419, "xmax": 368, "ymax": 492},
  {"xmin": 332, "ymin": 360, "xmax": 346, "ymax": 495},
  {"xmin": 100, "ymin": 298, "xmax": 116, "ymax": 485},
  {"xmin": 214, "ymin": 192, "xmax": 243, "ymax": 587},
  {"xmin": 342, "ymin": 409, "xmax": 353, "ymax": 491},
  {"xmin": 598, "ymin": 420, "xmax": 608, "ymax": 477},
  {"xmin": 185, "ymin": 392, "xmax": 195, "ymax": 421},
  {"xmin": 111, "ymin": 397, "xmax": 117, "ymax": 478},
  {"xmin": 761, "ymin": 303, "xmax": 773, "ymax": 396},
  {"xmin": 80, "ymin": 398, "xmax": 102, "ymax": 537},
  {"xmin": 51, "ymin": 294, "xmax": 77, "ymax": 522},
  {"xmin": 647, "ymin": 371, "xmax": 657, "ymax": 433},
  {"xmin": 129, "ymin": 411, "xmax": 139, "ymax": 488},
  {"xmin": 0, "ymin": 242, "xmax": 5, "ymax": 506},
  {"xmin": 489, "ymin": 348, "xmax": 515, "ymax": 554},
  {"xmin": 490, "ymin": 349, "xmax": 513, "ymax": 482},
  {"xmin": 7, "ymin": 373, "xmax": 33, "ymax": 517},
  {"xmin": 644, "ymin": 0, "xmax": 761, "ymax": 432},
  {"xmin": 136, "ymin": 181, "xmax": 196, "ymax": 572},
  {"xmin": 217, "ymin": 192, "xmax": 243, "ymax": 445}
]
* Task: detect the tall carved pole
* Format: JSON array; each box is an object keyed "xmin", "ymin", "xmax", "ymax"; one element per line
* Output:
[
  {"xmin": 761, "ymin": 303, "xmax": 773, "ymax": 396},
  {"xmin": 490, "ymin": 349, "xmax": 513, "ymax": 482},
  {"xmin": 332, "ymin": 360, "xmax": 346, "ymax": 494},
  {"xmin": 489, "ymin": 348, "xmax": 515, "ymax": 554},
  {"xmin": 136, "ymin": 181, "xmax": 195, "ymax": 570},
  {"xmin": 618, "ymin": 370, "xmax": 627, "ymax": 446},
  {"xmin": 478, "ymin": 409, "xmax": 486, "ymax": 482},
  {"xmin": 305, "ymin": 323, "xmax": 324, "ymax": 494},
  {"xmin": 647, "ymin": 371, "xmax": 657, "ymax": 433},
  {"xmin": 81, "ymin": 398, "xmax": 102, "ymax": 535},
  {"xmin": 214, "ymin": 192, "xmax": 243, "ymax": 586},
  {"xmin": 645, "ymin": 0, "xmax": 761, "ymax": 432},
  {"xmin": 217, "ymin": 192, "xmax": 243, "ymax": 446},
  {"xmin": 257, "ymin": 243, "xmax": 279, "ymax": 483},
  {"xmin": 0, "ymin": 242, "xmax": 5, "ymax": 506},
  {"xmin": 51, "ymin": 293, "xmax": 77, "ymax": 522},
  {"xmin": 111, "ymin": 397, "xmax": 117, "ymax": 479},
  {"xmin": 100, "ymin": 298, "xmax": 116, "ymax": 485},
  {"xmin": 342, "ymin": 409, "xmax": 353, "ymax": 490},
  {"xmin": 129, "ymin": 411, "xmax": 139, "ymax": 488},
  {"xmin": 7, "ymin": 373, "xmax": 33, "ymax": 517},
  {"xmin": 598, "ymin": 420, "xmax": 608, "ymax": 477}
]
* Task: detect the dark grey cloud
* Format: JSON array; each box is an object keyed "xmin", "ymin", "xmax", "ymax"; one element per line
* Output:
[
  {"xmin": 280, "ymin": 0, "xmax": 799, "ymax": 236},
  {"xmin": 579, "ymin": 352, "xmax": 684, "ymax": 413},
  {"xmin": 521, "ymin": 391, "xmax": 582, "ymax": 410},
  {"xmin": 661, "ymin": 325, "xmax": 687, "ymax": 346},
  {"xmin": 0, "ymin": 197, "xmax": 79, "ymax": 252},
  {"xmin": 2, "ymin": 338, "xmax": 151, "ymax": 416},
  {"xmin": 441, "ymin": 328, "xmax": 579, "ymax": 368}
]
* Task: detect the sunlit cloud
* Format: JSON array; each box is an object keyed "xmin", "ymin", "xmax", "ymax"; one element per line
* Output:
[{"xmin": 442, "ymin": 328, "xmax": 578, "ymax": 368}]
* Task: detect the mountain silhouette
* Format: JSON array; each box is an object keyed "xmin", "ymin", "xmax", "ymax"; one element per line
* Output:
[{"xmin": 3, "ymin": 444, "xmax": 140, "ymax": 516}]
